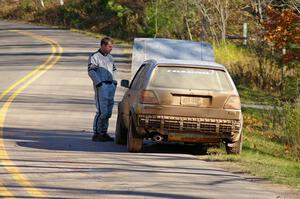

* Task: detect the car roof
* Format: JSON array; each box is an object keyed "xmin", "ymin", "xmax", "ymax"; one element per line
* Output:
[{"xmin": 145, "ymin": 59, "xmax": 226, "ymax": 70}]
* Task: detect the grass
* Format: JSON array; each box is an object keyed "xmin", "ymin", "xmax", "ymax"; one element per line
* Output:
[
  {"xmin": 198, "ymin": 106, "xmax": 300, "ymax": 189},
  {"xmin": 237, "ymin": 85, "xmax": 277, "ymax": 105},
  {"xmin": 199, "ymin": 147, "xmax": 300, "ymax": 188},
  {"xmin": 215, "ymin": 42, "xmax": 299, "ymax": 102}
]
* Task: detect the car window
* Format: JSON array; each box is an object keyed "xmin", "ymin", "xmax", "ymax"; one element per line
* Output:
[
  {"xmin": 130, "ymin": 64, "xmax": 145, "ymax": 89},
  {"xmin": 136, "ymin": 63, "xmax": 151, "ymax": 89},
  {"xmin": 149, "ymin": 66, "xmax": 233, "ymax": 91}
]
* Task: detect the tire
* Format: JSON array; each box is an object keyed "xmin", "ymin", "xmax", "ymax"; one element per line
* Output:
[
  {"xmin": 194, "ymin": 144, "xmax": 208, "ymax": 155},
  {"xmin": 127, "ymin": 116, "xmax": 143, "ymax": 152},
  {"xmin": 225, "ymin": 133, "xmax": 243, "ymax": 154},
  {"xmin": 115, "ymin": 114, "xmax": 127, "ymax": 145}
]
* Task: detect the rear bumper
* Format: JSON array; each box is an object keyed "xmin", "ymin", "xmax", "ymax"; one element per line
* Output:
[{"xmin": 137, "ymin": 114, "xmax": 242, "ymax": 143}]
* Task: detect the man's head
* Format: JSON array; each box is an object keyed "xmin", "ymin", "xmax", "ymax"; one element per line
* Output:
[{"xmin": 100, "ymin": 37, "xmax": 113, "ymax": 55}]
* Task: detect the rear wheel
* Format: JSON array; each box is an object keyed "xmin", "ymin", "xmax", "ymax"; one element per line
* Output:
[
  {"xmin": 194, "ymin": 144, "xmax": 208, "ymax": 155},
  {"xmin": 127, "ymin": 116, "xmax": 143, "ymax": 152},
  {"xmin": 225, "ymin": 133, "xmax": 243, "ymax": 154},
  {"xmin": 115, "ymin": 114, "xmax": 127, "ymax": 145}
]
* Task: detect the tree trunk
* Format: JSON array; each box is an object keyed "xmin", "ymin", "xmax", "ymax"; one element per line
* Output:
[
  {"xmin": 40, "ymin": 0, "xmax": 44, "ymax": 7},
  {"xmin": 185, "ymin": 16, "xmax": 193, "ymax": 41},
  {"xmin": 257, "ymin": 0, "xmax": 263, "ymax": 22},
  {"xmin": 155, "ymin": 0, "xmax": 158, "ymax": 38}
]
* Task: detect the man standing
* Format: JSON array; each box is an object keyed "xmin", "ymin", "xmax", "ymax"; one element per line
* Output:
[{"xmin": 88, "ymin": 37, "xmax": 117, "ymax": 141}]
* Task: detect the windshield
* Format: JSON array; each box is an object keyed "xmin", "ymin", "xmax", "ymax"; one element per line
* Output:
[{"xmin": 150, "ymin": 66, "xmax": 233, "ymax": 91}]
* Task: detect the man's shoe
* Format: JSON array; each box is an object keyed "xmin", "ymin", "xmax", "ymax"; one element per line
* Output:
[
  {"xmin": 92, "ymin": 133, "xmax": 114, "ymax": 142},
  {"xmin": 102, "ymin": 133, "xmax": 114, "ymax": 142},
  {"xmin": 92, "ymin": 133, "xmax": 101, "ymax": 141}
]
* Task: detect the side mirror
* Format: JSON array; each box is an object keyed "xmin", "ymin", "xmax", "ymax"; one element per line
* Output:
[{"xmin": 121, "ymin": 79, "xmax": 130, "ymax": 88}]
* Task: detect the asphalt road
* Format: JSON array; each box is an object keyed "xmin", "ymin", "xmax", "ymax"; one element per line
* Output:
[{"xmin": 0, "ymin": 20, "xmax": 294, "ymax": 199}]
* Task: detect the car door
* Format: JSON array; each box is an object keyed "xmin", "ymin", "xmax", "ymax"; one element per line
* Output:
[{"xmin": 121, "ymin": 64, "xmax": 146, "ymax": 128}]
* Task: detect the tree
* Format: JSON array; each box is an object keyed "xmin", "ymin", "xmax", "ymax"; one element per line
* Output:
[
  {"xmin": 263, "ymin": 6, "xmax": 300, "ymax": 65},
  {"xmin": 211, "ymin": 0, "xmax": 229, "ymax": 42},
  {"xmin": 262, "ymin": 6, "xmax": 300, "ymax": 98}
]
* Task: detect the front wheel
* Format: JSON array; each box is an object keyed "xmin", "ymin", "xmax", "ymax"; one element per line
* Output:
[
  {"xmin": 127, "ymin": 116, "xmax": 143, "ymax": 152},
  {"xmin": 225, "ymin": 133, "xmax": 243, "ymax": 154},
  {"xmin": 115, "ymin": 114, "xmax": 127, "ymax": 145}
]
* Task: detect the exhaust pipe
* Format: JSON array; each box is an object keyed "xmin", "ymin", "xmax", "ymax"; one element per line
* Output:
[{"xmin": 153, "ymin": 134, "xmax": 164, "ymax": 143}]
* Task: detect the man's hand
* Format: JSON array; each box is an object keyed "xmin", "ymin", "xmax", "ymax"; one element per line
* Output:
[
  {"xmin": 113, "ymin": 80, "xmax": 118, "ymax": 86},
  {"xmin": 96, "ymin": 82, "xmax": 102, "ymax": 87}
]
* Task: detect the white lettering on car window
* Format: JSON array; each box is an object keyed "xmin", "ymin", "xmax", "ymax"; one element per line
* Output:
[{"xmin": 167, "ymin": 69, "xmax": 211, "ymax": 75}]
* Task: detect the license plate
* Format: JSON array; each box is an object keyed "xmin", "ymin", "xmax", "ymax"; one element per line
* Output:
[{"xmin": 181, "ymin": 96, "xmax": 210, "ymax": 107}]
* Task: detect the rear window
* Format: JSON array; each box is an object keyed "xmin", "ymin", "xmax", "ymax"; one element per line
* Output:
[{"xmin": 150, "ymin": 66, "xmax": 233, "ymax": 91}]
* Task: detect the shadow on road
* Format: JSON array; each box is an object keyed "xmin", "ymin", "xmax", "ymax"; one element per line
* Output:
[
  {"xmin": 4, "ymin": 127, "xmax": 125, "ymax": 153},
  {"xmin": 4, "ymin": 184, "xmax": 210, "ymax": 199},
  {"xmin": 0, "ymin": 27, "xmax": 68, "ymax": 31},
  {"xmin": 4, "ymin": 127, "xmax": 207, "ymax": 155}
]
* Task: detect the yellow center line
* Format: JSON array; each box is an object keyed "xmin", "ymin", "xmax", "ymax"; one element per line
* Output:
[
  {"xmin": 0, "ymin": 31, "xmax": 56, "ymax": 101},
  {"xmin": 0, "ymin": 182, "xmax": 14, "ymax": 199},
  {"xmin": 0, "ymin": 30, "xmax": 63, "ymax": 198}
]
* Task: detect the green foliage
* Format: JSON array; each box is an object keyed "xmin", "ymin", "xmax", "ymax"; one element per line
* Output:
[
  {"xmin": 279, "ymin": 99, "xmax": 300, "ymax": 157},
  {"xmin": 281, "ymin": 76, "xmax": 300, "ymax": 101},
  {"xmin": 145, "ymin": 0, "xmax": 191, "ymax": 39},
  {"xmin": 243, "ymin": 100, "xmax": 300, "ymax": 161},
  {"xmin": 107, "ymin": 1, "xmax": 126, "ymax": 17},
  {"xmin": 215, "ymin": 42, "xmax": 279, "ymax": 91},
  {"xmin": 214, "ymin": 42, "xmax": 251, "ymax": 67},
  {"xmin": 214, "ymin": 42, "xmax": 299, "ymax": 101},
  {"xmin": 20, "ymin": 0, "xmax": 34, "ymax": 12},
  {"xmin": 55, "ymin": 0, "xmax": 115, "ymax": 29},
  {"xmin": 237, "ymin": 85, "xmax": 277, "ymax": 105}
]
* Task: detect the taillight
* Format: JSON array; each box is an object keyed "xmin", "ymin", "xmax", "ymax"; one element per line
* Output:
[
  {"xmin": 224, "ymin": 96, "xmax": 241, "ymax": 110},
  {"xmin": 140, "ymin": 90, "xmax": 159, "ymax": 104}
]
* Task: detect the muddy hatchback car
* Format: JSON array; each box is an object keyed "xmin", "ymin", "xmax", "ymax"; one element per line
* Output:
[{"xmin": 115, "ymin": 59, "xmax": 243, "ymax": 154}]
